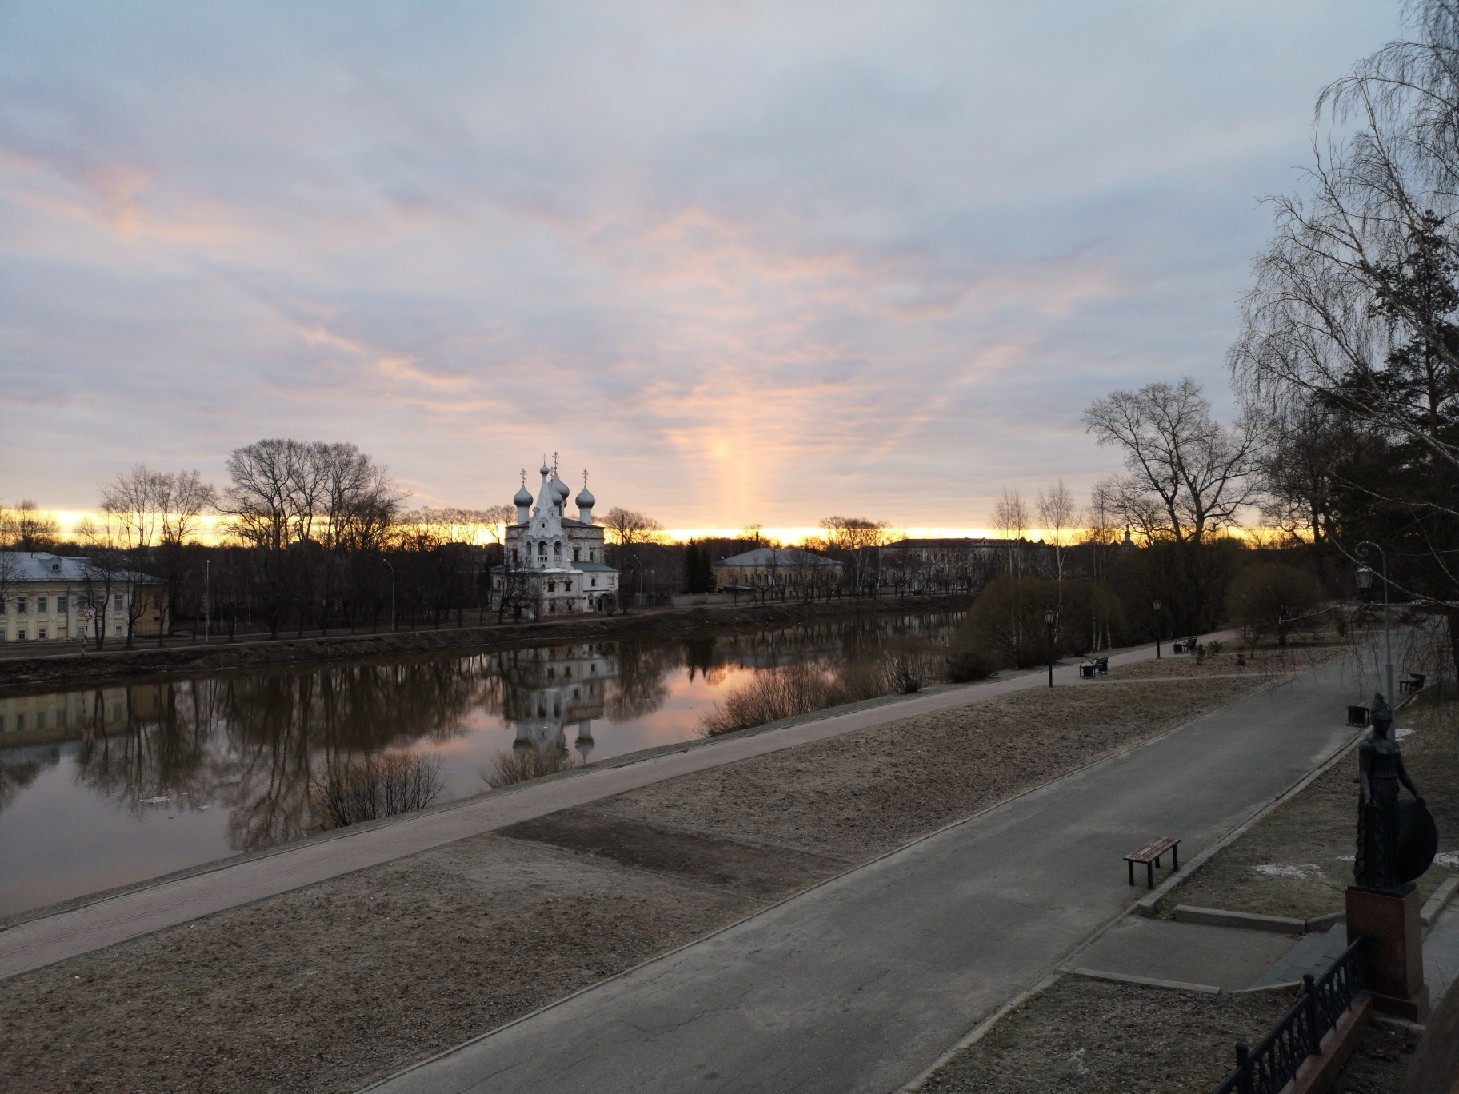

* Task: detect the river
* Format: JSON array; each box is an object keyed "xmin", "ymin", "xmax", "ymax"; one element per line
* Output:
[{"xmin": 0, "ymin": 610, "xmax": 960, "ymax": 917}]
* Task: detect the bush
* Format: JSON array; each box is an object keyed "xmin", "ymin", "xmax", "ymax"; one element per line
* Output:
[
  {"xmin": 1225, "ymin": 562, "xmax": 1325, "ymax": 648},
  {"xmin": 945, "ymin": 649, "xmax": 996, "ymax": 683},
  {"xmin": 483, "ymin": 743, "xmax": 579, "ymax": 788},
  {"xmin": 701, "ymin": 663, "xmax": 837, "ymax": 734},
  {"xmin": 309, "ymin": 750, "xmax": 444, "ymax": 830}
]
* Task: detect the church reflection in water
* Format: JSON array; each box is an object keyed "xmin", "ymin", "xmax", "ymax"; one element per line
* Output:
[{"xmin": 493, "ymin": 642, "xmax": 617, "ymax": 764}]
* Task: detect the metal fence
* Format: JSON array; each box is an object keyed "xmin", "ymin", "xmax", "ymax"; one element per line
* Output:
[{"xmin": 1213, "ymin": 936, "xmax": 1365, "ymax": 1094}]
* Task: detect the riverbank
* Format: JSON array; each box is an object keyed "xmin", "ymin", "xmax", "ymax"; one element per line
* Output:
[
  {"xmin": 0, "ymin": 648, "xmax": 1310, "ymax": 1092},
  {"xmin": 0, "ymin": 592, "xmax": 970, "ymax": 696}
]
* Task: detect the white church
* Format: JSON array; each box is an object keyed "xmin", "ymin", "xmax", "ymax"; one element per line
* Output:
[{"xmin": 490, "ymin": 457, "xmax": 620, "ymax": 618}]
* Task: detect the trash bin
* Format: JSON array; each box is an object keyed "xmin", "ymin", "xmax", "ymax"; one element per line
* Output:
[
  {"xmin": 1172, "ymin": 642, "xmax": 1184, "ymax": 654},
  {"xmin": 1347, "ymin": 705, "xmax": 1370, "ymax": 727},
  {"xmin": 1080, "ymin": 663, "xmax": 1096, "ymax": 679}
]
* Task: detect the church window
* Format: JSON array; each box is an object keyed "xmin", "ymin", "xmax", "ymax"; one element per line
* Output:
[
  {"xmin": 538, "ymin": 542, "xmax": 546, "ymax": 558},
  {"xmin": 574, "ymin": 547, "xmax": 580, "ymax": 561},
  {"xmin": 554, "ymin": 541, "xmax": 562, "ymax": 559}
]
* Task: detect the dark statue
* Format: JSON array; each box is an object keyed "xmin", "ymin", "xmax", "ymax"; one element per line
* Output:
[{"xmin": 1354, "ymin": 694, "xmax": 1436, "ymax": 892}]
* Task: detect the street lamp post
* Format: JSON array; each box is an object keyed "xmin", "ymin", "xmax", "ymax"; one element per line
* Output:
[
  {"xmin": 381, "ymin": 558, "xmax": 397, "ymax": 633},
  {"xmin": 1153, "ymin": 599, "xmax": 1162, "ymax": 659},
  {"xmin": 1355, "ymin": 541, "xmax": 1394, "ymax": 701},
  {"xmin": 1044, "ymin": 608, "xmax": 1056, "ymax": 688}
]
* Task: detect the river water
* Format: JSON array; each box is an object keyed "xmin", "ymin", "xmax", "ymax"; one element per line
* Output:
[{"xmin": 0, "ymin": 611, "xmax": 959, "ymax": 916}]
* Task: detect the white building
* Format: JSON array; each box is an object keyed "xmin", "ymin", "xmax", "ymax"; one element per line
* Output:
[
  {"xmin": 491, "ymin": 460, "xmax": 619, "ymax": 619},
  {"xmin": 0, "ymin": 552, "xmax": 164, "ymax": 644}
]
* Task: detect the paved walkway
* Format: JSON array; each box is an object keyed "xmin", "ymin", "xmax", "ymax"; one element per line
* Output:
[
  {"xmin": 370, "ymin": 656, "xmax": 1364, "ymax": 1093},
  {"xmin": 0, "ymin": 637, "xmax": 1233, "ymax": 980}
]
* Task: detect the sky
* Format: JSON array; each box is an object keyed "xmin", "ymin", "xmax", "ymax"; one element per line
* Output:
[{"xmin": 0, "ymin": 1, "xmax": 1406, "ymax": 538}]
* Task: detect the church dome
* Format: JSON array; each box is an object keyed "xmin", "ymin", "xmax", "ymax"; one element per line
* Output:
[
  {"xmin": 575, "ymin": 486, "xmax": 596, "ymax": 508},
  {"xmin": 514, "ymin": 484, "xmax": 532, "ymax": 506}
]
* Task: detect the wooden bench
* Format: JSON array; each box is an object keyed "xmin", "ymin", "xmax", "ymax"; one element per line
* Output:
[
  {"xmin": 1125, "ymin": 836, "xmax": 1181, "ymax": 889},
  {"xmin": 1400, "ymin": 673, "xmax": 1426, "ymax": 695}
]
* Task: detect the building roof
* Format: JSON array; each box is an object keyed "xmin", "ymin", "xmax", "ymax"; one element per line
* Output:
[
  {"xmin": 0, "ymin": 552, "xmax": 159, "ymax": 585},
  {"xmin": 1, "ymin": 552, "xmax": 96, "ymax": 582},
  {"xmin": 712, "ymin": 547, "xmax": 843, "ymax": 569}
]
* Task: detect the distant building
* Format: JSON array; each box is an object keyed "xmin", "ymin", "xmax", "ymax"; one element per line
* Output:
[
  {"xmin": 711, "ymin": 546, "xmax": 843, "ymax": 597},
  {"xmin": 878, "ymin": 537, "xmax": 1008, "ymax": 593},
  {"xmin": 0, "ymin": 552, "xmax": 167, "ymax": 644},
  {"xmin": 490, "ymin": 459, "xmax": 620, "ymax": 619}
]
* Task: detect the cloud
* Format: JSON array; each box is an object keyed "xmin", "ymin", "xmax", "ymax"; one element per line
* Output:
[{"xmin": 0, "ymin": 1, "xmax": 1403, "ymax": 524}]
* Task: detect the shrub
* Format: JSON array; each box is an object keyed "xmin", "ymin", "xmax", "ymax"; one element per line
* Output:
[
  {"xmin": 309, "ymin": 750, "xmax": 444, "ymax": 830},
  {"xmin": 945, "ymin": 649, "xmax": 996, "ymax": 683},
  {"xmin": 702, "ymin": 662, "xmax": 837, "ymax": 734},
  {"xmin": 483, "ymin": 743, "xmax": 580, "ymax": 788},
  {"xmin": 1225, "ymin": 563, "xmax": 1325, "ymax": 648},
  {"xmin": 701, "ymin": 642, "xmax": 952, "ymax": 735}
]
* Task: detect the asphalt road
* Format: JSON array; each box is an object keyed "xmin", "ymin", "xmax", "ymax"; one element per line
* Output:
[{"xmin": 370, "ymin": 656, "xmax": 1362, "ymax": 1094}]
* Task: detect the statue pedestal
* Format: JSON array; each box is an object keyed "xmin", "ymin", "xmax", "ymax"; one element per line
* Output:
[{"xmin": 1345, "ymin": 885, "xmax": 1429, "ymax": 1021}]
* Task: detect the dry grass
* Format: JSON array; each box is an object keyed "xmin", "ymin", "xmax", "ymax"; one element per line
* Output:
[
  {"xmin": 0, "ymin": 836, "xmax": 750, "ymax": 1094},
  {"xmin": 920, "ymin": 975, "xmax": 1297, "ymax": 1093},
  {"xmin": 617, "ymin": 675, "xmax": 1284, "ymax": 861}
]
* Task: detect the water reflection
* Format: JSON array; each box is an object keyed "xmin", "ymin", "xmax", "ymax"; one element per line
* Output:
[
  {"xmin": 495, "ymin": 643, "xmax": 614, "ymax": 761},
  {"xmin": 0, "ymin": 611, "xmax": 959, "ymax": 914}
]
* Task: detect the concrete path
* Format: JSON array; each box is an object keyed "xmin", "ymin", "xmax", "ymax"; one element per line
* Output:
[
  {"xmin": 371, "ymin": 656, "xmax": 1362, "ymax": 1094},
  {"xmin": 1067, "ymin": 916, "xmax": 1298, "ymax": 992},
  {"xmin": 0, "ymin": 638, "xmax": 1226, "ymax": 980}
]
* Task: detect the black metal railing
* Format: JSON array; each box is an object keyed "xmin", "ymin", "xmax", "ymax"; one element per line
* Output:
[{"xmin": 1213, "ymin": 937, "xmax": 1365, "ymax": 1094}]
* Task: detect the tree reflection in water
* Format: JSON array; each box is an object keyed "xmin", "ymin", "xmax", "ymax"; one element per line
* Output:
[{"xmin": 1, "ymin": 611, "xmax": 963, "ymax": 908}]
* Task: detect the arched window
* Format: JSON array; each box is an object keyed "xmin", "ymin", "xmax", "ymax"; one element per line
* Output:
[
  {"xmin": 538, "ymin": 542, "xmax": 546, "ymax": 558},
  {"xmin": 573, "ymin": 547, "xmax": 580, "ymax": 561},
  {"xmin": 554, "ymin": 541, "xmax": 562, "ymax": 559}
]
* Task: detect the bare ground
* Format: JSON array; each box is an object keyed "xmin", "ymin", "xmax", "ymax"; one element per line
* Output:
[
  {"xmin": 918, "ymin": 975, "xmax": 1299, "ymax": 1093},
  {"xmin": 0, "ymin": 667, "xmax": 1301, "ymax": 1092}
]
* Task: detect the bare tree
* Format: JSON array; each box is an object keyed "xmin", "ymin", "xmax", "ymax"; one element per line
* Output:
[
  {"xmin": 224, "ymin": 439, "xmax": 402, "ymax": 637},
  {"xmin": 820, "ymin": 516, "xmax": 889, "ymax": 596},
  {"xmin": 2, "ymin": 500, "xmax": 60, "ymax": 551},
  {"xmin": 601, "ymin": 507, "xmax": 665, "ymax": 547},
  {"xmin": 99, "ymin": 466, "xmax": 168, "ymax": 647},
  {"xmin": 76, "ymin": 513, "xmax": 128, "ymax": 650},
  {"xmin": 1229, "ymin": 0, "xmax": 1459, "ymax": 665},
  {"xmin": 991, "ymin": 487, "xmax": 1028, "ymax": 576},
  {"xmin": 1083, "ymin": 379, "xmax": 1256, "ymax": 546},
  {"xmin": 1036, "ymin": 481, "xmax": 1077, "ymax": 583}
]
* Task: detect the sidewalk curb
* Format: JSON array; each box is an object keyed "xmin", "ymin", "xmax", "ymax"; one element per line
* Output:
[
  {"xmin": 1422, "ymin": 876, "xmax": 1459, "ymax": 928},
  {"xmin": 1173, "ymin": 905, "xmax": 1306, "ymax": 934},
  {"xmin": 1062, "ymin": 967, "xmax": 1222, "ymax": 994}
]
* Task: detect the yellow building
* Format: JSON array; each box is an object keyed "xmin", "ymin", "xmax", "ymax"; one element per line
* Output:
[
  {"xmin": 711, "ymin": 547, "xmax": 844, "ymax": 597},
  {"xmin": 0, "ymin": 552, "xmax": 167, "ymax": 645}
]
